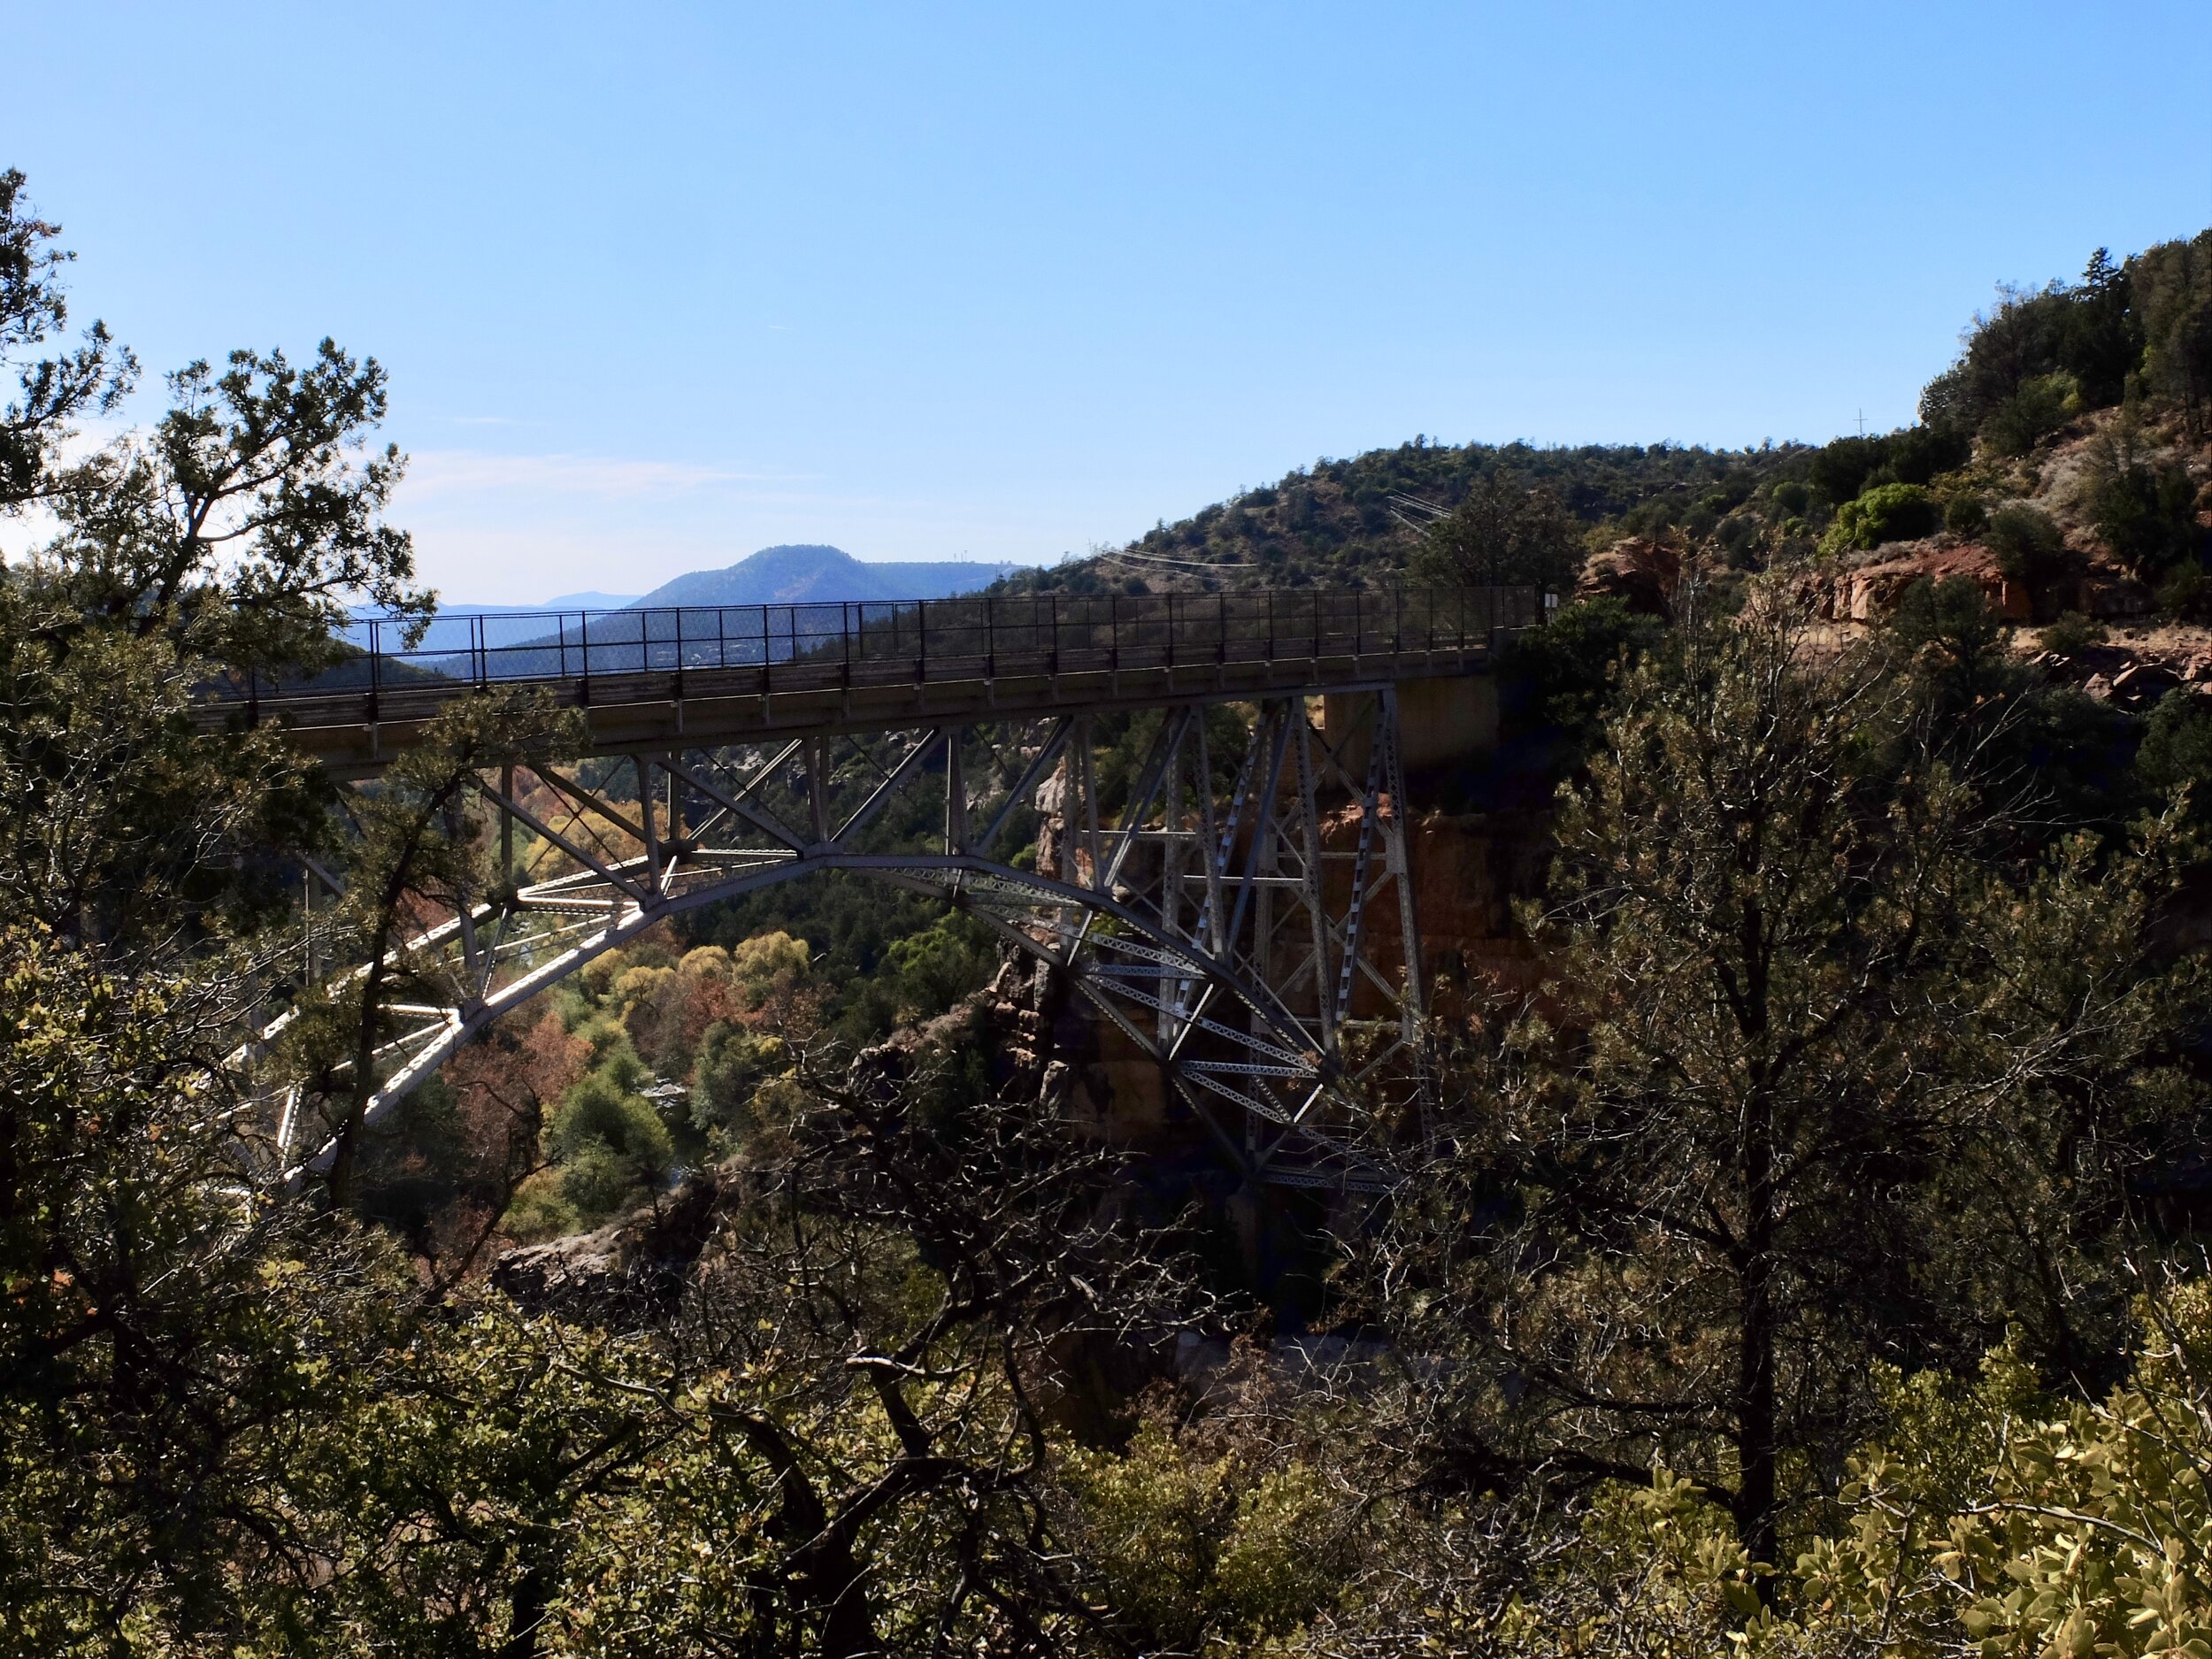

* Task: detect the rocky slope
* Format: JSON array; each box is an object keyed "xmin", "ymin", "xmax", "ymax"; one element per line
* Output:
[{"xmin": 1841, "ymin": 415, "xmax": 2208, "ymax": 693}]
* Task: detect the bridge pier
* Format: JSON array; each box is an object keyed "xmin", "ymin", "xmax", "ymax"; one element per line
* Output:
[{"xmin": 1322, "ymin": 672, "xmax": 1498, "ymax": 780}]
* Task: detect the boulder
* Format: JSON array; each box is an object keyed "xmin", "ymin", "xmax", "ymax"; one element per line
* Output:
[
  {"xmin": 2111, "ymin": 661, "xmax": 2182, "ymax": 708},
  {"xmin": 1578, "ymin": 538, "xmax": 1681, "ymax": 618}
]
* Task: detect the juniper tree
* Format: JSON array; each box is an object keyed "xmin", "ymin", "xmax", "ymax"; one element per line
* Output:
[{"xmin": 1378, "ymin": 589, "xmax": 2210, "ymax": 1571}]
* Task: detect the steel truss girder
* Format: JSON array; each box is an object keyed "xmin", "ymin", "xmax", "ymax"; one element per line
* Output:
[{"xmin": 276, "ymin": 692, "xmax": 1430, "ymax": 1188}]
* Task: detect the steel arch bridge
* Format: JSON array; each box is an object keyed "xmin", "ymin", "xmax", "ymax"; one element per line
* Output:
[{"xmin": 235, "ymin": 587, "xmax": 1533, "ymax": 1189}]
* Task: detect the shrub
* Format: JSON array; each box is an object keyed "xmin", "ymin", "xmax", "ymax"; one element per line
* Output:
[
  {"xmin": 1944, "ymin": 495, "xmax": 1988, "ymax": 536},
  {"xmin": 883, "ymin": 913, "xmax": 1000, "ymax": 1026},
  {"xmin": 2159, "ymin": 561, "xmax": 2212, "ymax": 622},
  {"xmin": 1887, "ymin": 423, "xmax": 1971, "ymax": 484},
  {"xmin": 1793, "ymin": 1284, "xmax": 2212, "ymax": 1659},
  {"xmin": 1493, "ymin": 1286, "xmax": 2212, "ymax": 1659},
  {"xmin": 499, "ymin": 1169, "xmax": 581, "ymax": 1241},
  {"xmin": 1890, "ymin": 576, "xmax": 2006, "ymax": 665},
  {"xmin": 1495, "ymin": 595, "xmax": 1666, "ymax": 759},
  {"xmin": 2088, "ymin": 447, "xmax": 2200, "ymax": 579},
  {"xmin": 1985, "ymin": 503, "xmax": 2068, "ymax": 588},
  {"xmin": 548, "ymin": 1071, "xmax": 672, "ymax": 1188},
  {"xmin": 1823, "ymin": 482, "xmax": 1938, "ymax": 552},
  {"xmin": 556, "ymin": 1139, "xmax": 642, "ymax": 1222},
  {"xmin": 1064, "ymin": 1422, "xmax": 1349, "ymax": 1653},
  {"xmin": 2036, "ymin": 612, "xmax": 2108, "ymax": 654},
  {"xmin": 2139, "ymin": 689, "xmax": 2212, "ymax": 803},
  {"xmin": 689, "ymin": 1020, "xmax": 790, "ymax": 1142},
  {"xmin": 1982, "ymin": 370, "xmax": 2080, "ymax": 457},
  {"xmin": 575, "ymin": 1017, "xmax": 649, "ymax": 1087},
  {"xmin": 1808, "ymin": 435, "xmax": 1892, "ymax": 506},
  {"xmin": 1715, "ymin": 512, "xmax": 1762, "ymax": 568}
]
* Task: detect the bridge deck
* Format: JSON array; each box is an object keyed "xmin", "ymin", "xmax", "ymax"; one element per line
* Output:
[{"xmin": 202, "ymin": 586, "xmax": 1536, "ymax": 773}]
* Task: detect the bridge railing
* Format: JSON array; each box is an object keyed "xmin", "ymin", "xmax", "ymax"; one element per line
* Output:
[{"xmin": 229, "ymin": 586, "xmax": 1540, "ymax": 705}]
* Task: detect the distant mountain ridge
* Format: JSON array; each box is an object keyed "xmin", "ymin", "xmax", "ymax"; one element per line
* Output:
[
  {"xmin": 626, "ymin": 545, "xmax": 1013, "ymax": 611},
  {"xmin": 416, "ymin": 548, "xmax": 1015, "ymax": 619}
]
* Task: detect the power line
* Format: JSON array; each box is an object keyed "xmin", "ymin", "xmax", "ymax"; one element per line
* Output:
[{"xmin": 1095, "ymin": 546, "xmax": 1257, "ymax": 572}]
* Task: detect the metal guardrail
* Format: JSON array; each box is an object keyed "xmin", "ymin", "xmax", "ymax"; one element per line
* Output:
[{"xmin": 225, "ymin": 586, "xmax": 1541, "ymax": 711}]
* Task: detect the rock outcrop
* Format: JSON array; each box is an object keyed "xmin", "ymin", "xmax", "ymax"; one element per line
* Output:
[
  {"xmin": 492, "ymin": 1166, "xmax": 724, "ymax": 1325},
  {"xmin": 1799, "ymin": 540, "xmax": 2031, "ymax": 623},
  {"xmin": 2024, "ymin": 632, "xmax": 2212, "ymax": 709},
  {"xmin": 1579, "ymin": 536, "xmax": 1683, "ymax": 618}
]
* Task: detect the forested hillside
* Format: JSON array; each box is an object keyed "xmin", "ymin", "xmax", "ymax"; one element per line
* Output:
[
  {"xmin": 1003, "ymin": 435, "xmax": 1809, "ymax": 591},
  {"xmin": 14, "ymin": 153, "xmax": 2212, "ymax": 1658}
]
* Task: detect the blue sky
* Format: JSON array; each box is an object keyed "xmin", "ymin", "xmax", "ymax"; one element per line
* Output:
[{"xmin": 11, "ymin": 3, "xmax": 2211, "ymax": 603}]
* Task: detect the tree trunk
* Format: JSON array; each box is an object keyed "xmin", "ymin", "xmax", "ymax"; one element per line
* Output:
[
  {"xmin": 812, "ymin": 1563, "xmax": 878, "ymax": 1659},
  {"xmin": 326, "ymin": 941, "xmax": 389, "ymax": 1210},
  {"xmin": 1735, "ymin": 1088, "xmax": 1779, "ymax": 1578},
  {"xmin": 733, "ymin": 1411, "xmax": 881, "ymax": 1657},
  {"xmin": 500, "ymin": 1550, "xmax": 553, "ymax": 1659}
]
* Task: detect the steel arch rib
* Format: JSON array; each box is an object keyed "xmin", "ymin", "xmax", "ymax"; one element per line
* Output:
[{"xmin": 296, "ymin": 847, "xmax": 1328, "ymax": 1171}]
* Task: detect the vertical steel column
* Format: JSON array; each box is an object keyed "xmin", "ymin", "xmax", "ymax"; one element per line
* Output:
[
  {"xmin": 945, "ymin": 726, "xmax": 967, "ymax": 855},
  {"xmin": 499, "ymin": 763, "xmax": 515, "ymax": 884},
  {"xmin": 1332, "ymin": 714, "xmax": 1386, "ymax": 1033},
  {"xmin": 806, "ymin": 739, "xmax": 831, "ymax": 848},
  {"xmin": 447, "ymin": 787, "xmax": 480, "ymax": 985},
  {"xmin": 1195, "ymin": 715, "xmax": 1226, "ymax": 957},
  {"xmin": 1076, "ymin": 717, "xmax": 1102, "ymax": 887},
  {"xmin": 1222, "ymin": 703, "xmax": 1292, "ymax": 957},
  {"xmin": 1293, "ymin": 703, "xmax": 1334, "ymax": 1048},
  {"xmin": 1158, "ymin": 718, "xmax": 1186, "ymax": 1042},
  {"xmin": 637, "ymin": 755, "xmax": 661, "ymax": 896},
  {"xmin": 1378, "ymin": 685, "xmax": 1432, "ymax": 1122}
]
